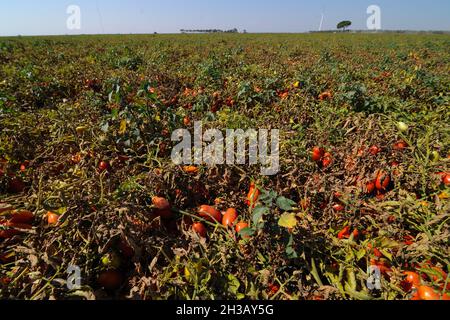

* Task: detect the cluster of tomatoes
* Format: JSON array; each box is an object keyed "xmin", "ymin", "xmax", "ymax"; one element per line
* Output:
[
  {"xmin": 401, "ymin": 265, "xmax": 450, "ymax": 300},
  {"xmin": 311, "ymin": 147, "xmax": 333, "ymax": 169}
]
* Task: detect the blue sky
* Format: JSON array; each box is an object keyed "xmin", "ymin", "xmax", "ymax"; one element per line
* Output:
[{"xmin": 0, "ymin": 0, "xmax": 449, "ymax": 36}]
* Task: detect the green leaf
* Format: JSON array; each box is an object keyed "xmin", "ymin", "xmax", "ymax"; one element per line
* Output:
[
  {"xmin": 227, "ymin": 274, "xmax": 240, "ymax": 295},
  {"xmin": 276, "ymin": 197, "xmax": 296, "ymax": 211},
  {"xmin": 278, "ymin": 213, "xmax": 298, "ymax": 229}
]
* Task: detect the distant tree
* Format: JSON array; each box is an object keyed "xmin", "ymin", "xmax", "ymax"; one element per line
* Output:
[{"xmin": 337, "ymin": 20, "xmax": 352, "ymax": 31}]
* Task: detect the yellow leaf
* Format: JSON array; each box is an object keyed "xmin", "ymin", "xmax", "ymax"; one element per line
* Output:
[
  {"xmin": 278, "ymin": 213, "xmax": 298, "ymax": 229},
  {"xmin": 119, "ymin": 119, "xmax": 127, "ymax": 135}
]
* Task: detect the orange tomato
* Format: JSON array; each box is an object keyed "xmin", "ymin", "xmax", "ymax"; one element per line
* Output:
[
  {"xmin": 417, "ymin": 286, "xmax": 441, "ymax": 301},
  {"xmin": 235, "ymin": 222, "xmax": 249, "ymax": 234},
  {"xmin": 222, "ymin": 208, "xmax": 238, "ymax": 227},
  {"xmin": 198, "ymin": 205, "xmax": 221, "ymax": 223},
  {"xmin": 47, "ymin": 212, "xmax": 60, "ymax": 225},
  {"xmin": 404, "ymin": 272, "xmax": 421, "ymax": 289},
  {"xmin": 152, "ymin": 196, "xmax": 170, "ymax": 210},
  {"xmin": 246, "ymin": 183, "xmax": 260, "ymax": 207},
  {"xmin": 182, "ymin": 166, "xmax": 199, "ymax": 174}
]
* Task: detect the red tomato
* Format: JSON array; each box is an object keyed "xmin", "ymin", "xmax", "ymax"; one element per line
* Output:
[
  {"xmin": 443, "ymin": 174, "xmax": 450, "ymax": 186},
  {"xmin": 369, "ymin": 145, "xmax": 381, "ymax": 155},
  {"xmin": 192, "ymin": 222, "xmax": 207, "ymax": 238},
  {"xmin": 338, "ymin": 226, "xmax": 350, "ymax": 239},
  {"xmin": 222, "ymin": 208, "xmax": 238, "ymax": 227},
  {"xmin": 183, "ymin": 116, "xmax": 191, "ymax": 126},
  {"xmin": 375, "ymin": 171, "xmax": 391, "ymax": 191},
  {"xmin": 393, "ymin": 140, "xmax": 408, "ymax": 151},
  {"xmin": 322, "ymin": 153, "xmax": 332, "ymax": 168},
  {"xmin": 98, "ymin": 161, "xmax": 109, "ymax": 172},
  {"xmin": 311, "ymin": 147, "xmax": 325, "ymax": 162},
  {"xmin": 332, "ymin": 204, "xmax": 345, "ymax": 212},
  {"xmin": 365, "ymin": 181, "xmax": 376, "ymax": 194},
  {"xmin": 198, "ymin": 205, "xmax": 221, "ymax": 223}
]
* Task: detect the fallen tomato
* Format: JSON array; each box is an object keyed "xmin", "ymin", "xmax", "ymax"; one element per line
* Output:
[
  {"xmin": 311, "ymin": 147, "xmax": 325, "ymax": 162},
  {"xmin": 198, "ymin": 205, "xmax": 221, "ymax": 223},
  {"xmin": 222, "ymin": 208, "xmax": 238, "ymax": 227},
  {"xmin": 192, "ymin": 222, "xmax": 207, "ymax": 238}
]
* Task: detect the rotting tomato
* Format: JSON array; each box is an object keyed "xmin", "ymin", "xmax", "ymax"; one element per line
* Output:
[
  {"xmin": 222, "ymin": 208, "xmax": 238, "ymax": 227},
  {"xmin": 192, "ymin": 222, "xmax": 207, "ymax": 238},
  {"xmin": 9, "ymin": 210, "xmax": 34, "ymax": 224},
  {"xmin": 97, "ymin": 270, "xmax": 124, "ymax": 291},
  {"xmin": 198, "ymin": 205, "xmax": 221, "ymax": 223},
  {"xmin": 8, "ymin": 178, "xmax": 25, "ymax": 194}
]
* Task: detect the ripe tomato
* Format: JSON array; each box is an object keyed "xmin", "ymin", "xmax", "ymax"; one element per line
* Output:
[
  {"xmin": 71, "ymin": 154, "xmax": 82, "ymax": 164},
  {"xmin": 417, "ymin": 286, "xmax": 440, "ymax": 301},
  {"xmin": 98, "ymin": 270, "xmax": 123, "ymax": 291},
  {"xmin": 332, "ymin": 204, "xmax": 345, "ymax": 212},
  {"xmin": 47, "ymin": 212, "xmax": 60, "ymax": 225},
  {"xmin": 222, "ymin": 208, "xmax": 238, "ymax": 227},
  {"xmin": 369, "ymin": 145, "xmax": 381, "ymax": 155},
  {"xmin": 235, "ymin": 222, "xmax": 249, "ymax": 234},
  {"xmin": 152, "ymin": 196, "xmax": 170, "ymax": 210},
  {"xmin": 338, "ymin": 226, "xmax": 350, "ymax": 239},
  {"xmin": 442, "ymin": 174, "xmax": 450, "ymax": 186},
  {"xmin": 246, "ymin": 183, "xmax": 260, "ymax": 207},
  {"xmin": 311, "ymin": 147, "xmax": 324, "ymax": 162},
  {"xmin": 393, "ymin": 140, "xmax": 408, "ymax": 151},
  {"xmin": 365, "ymin": 181, "xmax": 376, "ymax": 194},
  {"xmin": 404, "ymin": 271, "xmax": 421, "ymax": 289},
  {"xmin": 98, "ymin": 161, "xmax": 109, "ymax": 172},
  {"xmin": 182, "ymin": 166, "xmax": 199, "ymax": 174},
  {"xmin": 183, "ymin": 116, "xmax": 191, "ymax": 126},
  {"xmin": 375, "ymin": 171, "xmax": 391, "ymax": 191},
  {"xmin": 198, "ymin": 205, "xmax": 221, "ymax": 223},
  {"xmin": 322, "ymin": 153, "xmax": 333, "ymax": 168},
  {"xmin": 192, "ymin": 222, "xmax": 207, "ymax": 238}
]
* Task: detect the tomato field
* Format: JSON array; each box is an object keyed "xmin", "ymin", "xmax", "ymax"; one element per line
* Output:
[{"xmin": 0, "ymin": 33, "xmax": 449, "ymax": 300}]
